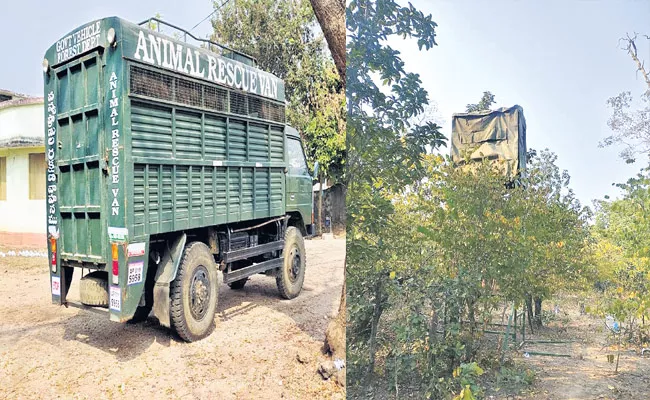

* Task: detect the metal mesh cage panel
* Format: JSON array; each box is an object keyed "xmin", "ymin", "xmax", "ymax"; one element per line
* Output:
[
  {"xmin": 176, "ymin": 78, "xmax": 202, "ymax": 108},
  {"xmin": 130, "ymin": 65, "xmax": 285, "ymax": 123},
  {"xmin": 204, "ymin": 85, "xmax": 228, "ymax": 112},
  {"xmin": 130, "ymin": 66, "xmax": 173, "ymax": 102},
  {"xmin": 230, "ymin": 92, "xmax": 248, "ymax": 116},
  {"xmin": 248, "ymin": 97, "xmax": 286, "ymax": 122}
]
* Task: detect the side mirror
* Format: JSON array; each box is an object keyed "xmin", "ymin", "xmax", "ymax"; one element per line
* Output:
[{"xmin": 312, "ymin": 161, "xmax": 320, "ymax": 179}]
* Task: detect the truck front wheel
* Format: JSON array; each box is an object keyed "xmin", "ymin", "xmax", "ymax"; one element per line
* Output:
[
  {"xmin": 276, "ymin": 226, "xmax": 306, "ymax": 299},
  {"xmin": 170, "ymin": 242, "xmax": 220, "ymax": 342}
]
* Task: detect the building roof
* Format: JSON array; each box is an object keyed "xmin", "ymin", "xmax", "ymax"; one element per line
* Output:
[
  {"xmin": 0, "ymin": 136, "xmax": 44, "ymax": 148},
  {"xmin": 0, "ymin": 96, "xmax": 43, "ymax": 110},
  {"xmin": 0, "ymin": 89, "xmax": 30, "ymax": 101},
  {"xmin": 0, "ymin": 90, "xmax": 44, "ymax": 148}
]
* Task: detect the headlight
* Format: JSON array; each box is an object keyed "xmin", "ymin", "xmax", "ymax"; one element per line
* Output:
[
  {"xmin": 107, "ymin": 28, "xmax": 116, "ymax": 46},
  {"xmin": 42, "ymin": 58, "xmax": 49, "ymax": 73}
]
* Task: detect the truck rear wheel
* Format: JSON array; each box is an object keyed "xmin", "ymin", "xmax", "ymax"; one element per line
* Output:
[
  {"xmin": 79, "ymin": 271, "xmax": 109, "ymax": 307},
  {"xmin": 276, "ymin": 226, "xmax": 306, "ymax": 299},
  {"xmin": 170, "ymin": 242, "xmax": 219, "ymax": 342}
]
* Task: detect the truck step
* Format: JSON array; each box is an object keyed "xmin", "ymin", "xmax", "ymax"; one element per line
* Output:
[
  {"xmin": 64, "ymin": 300, "xmax": 110, "ymax": 316},
  {"xmin": 223, "ymin": 241, "xmax": 284, "ymax": 263},
  {"xmin": 223, "ymin": 258, "xmax": 283, "ymax": 284}
]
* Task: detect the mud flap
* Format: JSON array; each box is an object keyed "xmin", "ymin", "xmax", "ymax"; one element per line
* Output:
[{"xmin": 153, "ymin": 233, "xmax": 186, "ymax": 327}]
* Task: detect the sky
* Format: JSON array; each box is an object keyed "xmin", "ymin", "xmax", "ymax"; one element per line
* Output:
[
  {"xmin": 2, "ymin": 0, "xmax": 649, "ymax": 207},
  {"xmin": 0, "ymin": 0, "xmax": 217, "ymax": 95},
  {"xmin": 391, "ymin": 0, "xmax": 650, "ymax": 207}
]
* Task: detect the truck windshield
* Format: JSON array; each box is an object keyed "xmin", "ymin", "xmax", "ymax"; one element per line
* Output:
[{"xmin": 287, "ymin": 137, "xmax": 309, "ymax": 176}]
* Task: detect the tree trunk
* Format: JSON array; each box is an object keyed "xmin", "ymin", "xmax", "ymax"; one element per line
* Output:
[
  {"xmin": 468, "ymin": 298, "xmax": 476, "ymax": 337},
  {"xmin": 324, "ymin": 256, "xmax": 346, "ymax": 359},
  {"xmin": 534, "ymin": 297, "xmax": 543, "ymax": 328},
  {"xmin": 311, "ymin": 0, "xmax": 346, "ymax": 372},
  {"xmin": 428, "ymin": 306, "xmax": 438, "ymax": 355},
  {"xmin": 366, "ymin": 278, "xmax": 384, "ymax": 381},
  {"xmin": 310, "ymin": 0, "xmax": 346, "ymax": 82},
  {"xmin": 525, "ymin": 294, "xmax": 535, "ymax": 335},
  {"xmin": 318, "ymin": 172, "xmax": 324, "ymax": 234}
]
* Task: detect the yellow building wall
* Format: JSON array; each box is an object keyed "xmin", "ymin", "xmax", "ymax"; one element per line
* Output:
[
  {"xmin": 0, "ymin": 146, "xmax": 46, "ymax": 235},
  {"xmin": 0, "ymin": 100, "xmax": 46, "ymax": 245}
]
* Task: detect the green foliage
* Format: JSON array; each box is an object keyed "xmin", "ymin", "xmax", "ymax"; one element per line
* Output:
[
  {"xmin": 346, "ymin": 1, "xmax": 590, "ymax": 397},
  {"xmin": 465, "ymin": 91, "xmax": 496, "ymax": 113},
  {"xmin": 147, "ymin": 13, "xmax": 162, "ymax": 31},
  {"xmin": 417, "ymin": 151, "xmax": 591, "ymax": 305},
  {"xmin": 211, "ymin": 0, "xmax": 317, "ymax": 80},
  {"xmin": 592, "ymin": 165, "xmax": 650, "ymax": 341},
  {"xmin": 346, "ymin": 0, "xmax": 445, "ymax": 395},
  {"xmin": 496, "ymin": 366, "xmax": 535, "ymax": 387},
  {"xmin": 349, "ymin": 150, "xmax": 589, "ymax": 397},
  {"xmin": 452, "ymin": 385, "xmax": 476, "ymax": 400},
  {"xmin": 210, "ymin": 0, "xmax": 345, "ymax": 181},
  {"xmin": 453, "ymin": 362, "xmax": 484, "ymax": 397}
]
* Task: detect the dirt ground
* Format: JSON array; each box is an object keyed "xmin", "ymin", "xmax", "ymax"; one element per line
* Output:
[
  {"xmin": 0, "ymin": 237, "xmax": 345, "ymax": 400},
  {"xmin": 511, "ymin": 296, "xmax": 650, "ymax": 400}
]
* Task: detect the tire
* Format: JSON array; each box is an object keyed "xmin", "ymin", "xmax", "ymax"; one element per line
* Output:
[
  {"xmin": 79, "ymin": 271, "xmax": 109, "ymax": 307},
  {"xmin": 276, "ymin": 226, "xmax": 306, "ymax": 299},
  {"xmin": 228, "ymin": 278, "xmax": 248, "ymax": 290},
  {"xmin": 170, "ymin": 242, "xmax": 220, "ymax": 342}
]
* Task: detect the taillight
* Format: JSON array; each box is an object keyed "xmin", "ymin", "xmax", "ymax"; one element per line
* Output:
[
  {"xmin": 50, "ymin": 238, "xmax": 57, "ymax": 273},
  {"xmin": 312, "ymin": 210, "xmax": 314, "ymax": 224},
  {"xmin": 111, "ymin": 243, "xmax": 119, "ymax": 284}
]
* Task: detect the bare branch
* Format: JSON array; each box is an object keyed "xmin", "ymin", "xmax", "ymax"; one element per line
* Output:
[{"xmin": 621, "ymin": 33, "xmax": 650, "ymax": 91}]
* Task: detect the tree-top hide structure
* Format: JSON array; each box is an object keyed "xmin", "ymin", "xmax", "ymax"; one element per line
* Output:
[{"xmin": 450, "ymin": 105, "xmax": 527, "ymax": 178}]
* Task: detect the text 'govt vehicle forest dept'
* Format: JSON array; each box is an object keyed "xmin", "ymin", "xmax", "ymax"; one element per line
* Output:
[{"xmin": 43, "ymin": 16, "xmax": 318, "ymax": 342}]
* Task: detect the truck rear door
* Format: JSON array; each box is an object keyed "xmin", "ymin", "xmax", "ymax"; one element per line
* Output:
[{"xmin": 54, "ymin": 51, "xmax": 107, "ymax": 265}]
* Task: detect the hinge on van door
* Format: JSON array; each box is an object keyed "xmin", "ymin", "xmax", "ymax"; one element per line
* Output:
[{"xmin": 101, "ymin": 152, "xmax": 109, "ymax": 175}]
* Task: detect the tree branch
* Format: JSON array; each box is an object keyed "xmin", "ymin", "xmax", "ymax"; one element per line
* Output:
[{"xmin": 622, "ymin": 33, "xmax": 650, "ymax": 91}]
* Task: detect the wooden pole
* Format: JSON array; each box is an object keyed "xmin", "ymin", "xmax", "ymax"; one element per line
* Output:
[{"xmin": 615, "ymin": 332, "xmax": 621, "ymax": 373}]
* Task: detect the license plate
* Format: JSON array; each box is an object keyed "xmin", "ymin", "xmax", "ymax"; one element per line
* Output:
[{"xmin": 127, "ymin": 261, "xmax": 144, "ymax": 285}]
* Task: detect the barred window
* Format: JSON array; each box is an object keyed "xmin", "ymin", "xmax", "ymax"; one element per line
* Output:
[{"xmin": 129, "ymin": 65, "xmax": 285, "ymax": 123}]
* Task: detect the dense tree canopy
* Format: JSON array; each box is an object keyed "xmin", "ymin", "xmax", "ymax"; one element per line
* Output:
[{"xmin": 211, "ymin": 0, "xmax": 345, "ymax": 181}]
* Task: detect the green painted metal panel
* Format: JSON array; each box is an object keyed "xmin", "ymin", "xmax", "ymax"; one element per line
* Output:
[
  {"xmin": 53, "ymin": 51, "xmax": 105, "ymax": 263},
  {"xmin": 130, "ymin": 94, "xmax": 286, "ymax": 235}
]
